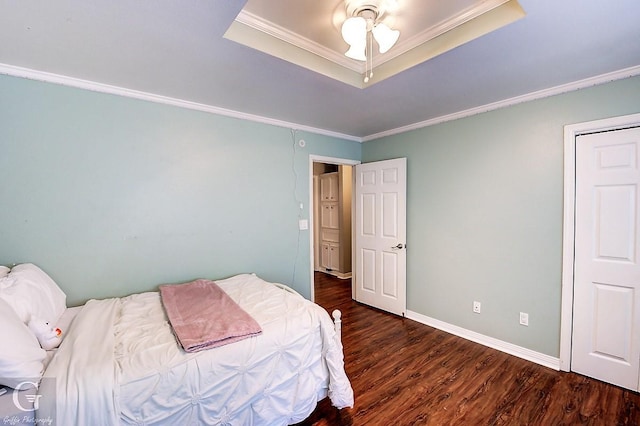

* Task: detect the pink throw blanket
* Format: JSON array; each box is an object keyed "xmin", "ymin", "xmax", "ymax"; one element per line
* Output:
[{"xmin": 159, "ymin": 279, "xmax": 262, "ymax": 352}]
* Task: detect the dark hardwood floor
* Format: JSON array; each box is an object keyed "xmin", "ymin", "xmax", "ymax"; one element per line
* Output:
[{"xmin": 299, "ymin": 271, "xmax": 640, "ymax": 426}]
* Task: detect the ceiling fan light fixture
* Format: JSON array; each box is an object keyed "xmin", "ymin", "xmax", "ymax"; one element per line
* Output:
[
  {"xmin": 341, "ymin": 0, "xmax": 400, "ymax": 82},
  {"xmin": 341, "ymin": 16, "xmax": 367, "ymax": 53},
  {"xmin": 345, "ymin": 44, "xmax": 367, "ymax": 61},
  {"xmin": 372, "ymin": 22, "xmax": 399, "ymax": 54}
]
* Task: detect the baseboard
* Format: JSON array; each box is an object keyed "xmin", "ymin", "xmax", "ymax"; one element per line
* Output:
[
  {"xmin": 321, "ymin": 269, "xmax": 352, "ymax": 279},
  {"xmin": 406, "ymin": 310, "xmax": 560, "ymax": 371}
]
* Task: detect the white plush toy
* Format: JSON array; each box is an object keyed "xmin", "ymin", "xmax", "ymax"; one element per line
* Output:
[{"xmin": 28, "ymin": 317, "xmax": 63, "ymax": 350}]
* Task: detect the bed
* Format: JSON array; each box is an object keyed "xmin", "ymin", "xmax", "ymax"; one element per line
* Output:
[
  {"xmin": 0, "ymin": 304, "xmax": 81, "ymax": 426},
  {"xmin": 0, "ymin": 265, "xmax": 354, "ymax": 426}
]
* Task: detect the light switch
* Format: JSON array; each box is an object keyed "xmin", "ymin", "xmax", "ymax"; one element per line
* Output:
[{"xmin": 298, "ymin": 219, "xmax": 309, "ymax": 230}]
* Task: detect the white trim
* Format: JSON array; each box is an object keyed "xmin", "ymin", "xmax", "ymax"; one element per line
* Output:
[
  {"xmin": 2, "ymin": 62, "xmax": 639, "ymax": 143},
  {"xmin": 236, "ymin": 0, "xmax": 511, "ymax": 72},
  {"xmin": 0, "ymin": 63, "xmax": 361, "ymax": 143},
  {"xmin": 407, "ymin": 310, "xmax": 561, "ymax": 371},
  {"xmin": 363, "ymin": 65, "xmax": 640, "ymax": 142},
  {"xmin": 559, "ymin": 125, "xmax": 577, "ymax": 372},
  {"xmin": 387, "ymin": 0, "xmax": 511, "ymax": 64},
  {"xmin": 308, "ymin": 155, "xmax": 360, "ymax": 302},
  {"xmin": 235, "ymin": 10, "xmax": 361, "ymax": 73},
  {"xmin": 560, "ymin": 112, "xmax": 640, "ymax": 372},
  {"xmin": 320, "ymin": 270, "xmax": 352, "ymax": 280}
]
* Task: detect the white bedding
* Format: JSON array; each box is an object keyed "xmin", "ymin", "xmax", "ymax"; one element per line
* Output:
[
  {"xmin": 0, "ymin": 306, "xmax": 81, "ymax": 426},
  {"xmin": 37, "ymin": 274, "xmax": 353, "ymax": 425}
]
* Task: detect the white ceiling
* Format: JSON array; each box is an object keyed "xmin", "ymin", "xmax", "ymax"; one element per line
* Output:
[{"xmin": 1, "ymin": 0, "xmax": 639, "ymax": 141}]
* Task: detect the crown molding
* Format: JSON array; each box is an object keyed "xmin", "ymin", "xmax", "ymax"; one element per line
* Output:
[
  {"xmin": 362, "ymin": 64, "xmax": 640, "ymax": 142},
  {"xmin": 228, "ymin": 1, "xmax": 524, "ymax": 88},
  {"xmin": 235, "ymin": 10, "xmax": 361, "ymax": 73},
  {"xmin": 2, "ymin": 62, "xmax": 638, "ymax": 145},
  {"xmin": 237, "ymin": 0, "xmax": 513, "ymax": 71},
  {"xmin": 0, "ymin": 63, "xmax": 362, "ymax": 142},
  {"xmin": 387, "ymin": 0, "xmax": 511, "ymax": 63}
]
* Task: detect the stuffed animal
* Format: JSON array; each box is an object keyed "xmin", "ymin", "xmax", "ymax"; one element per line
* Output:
[{"xmin": 28, "ymin": 317, "xmax": 62, "ymax": 350}]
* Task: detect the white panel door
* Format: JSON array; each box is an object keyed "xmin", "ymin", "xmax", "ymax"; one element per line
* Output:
[
  {"xmin": 572, "ymin": 127, "xmax": 640, "ymax": 391},
  {"xmin": 354, "ymin": 158, "xmax": 406, "ymax": 316}
]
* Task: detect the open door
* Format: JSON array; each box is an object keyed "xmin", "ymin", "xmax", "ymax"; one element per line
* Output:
[{"xmin": 354, "ymin": 158, "xmax": 407, "ymax": 316}]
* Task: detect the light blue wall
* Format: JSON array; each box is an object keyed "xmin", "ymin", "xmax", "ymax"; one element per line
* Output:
[
  {"xmin": 362, "ymin": 75, "xmax": 640, "ymax": 357},
  {"xmin": 0, "ymin": 74, "xmax": 361, "ymax": 305},
  {"xmin": 3, "ymin": 71, "xmax": 639, "ymax": 358}
]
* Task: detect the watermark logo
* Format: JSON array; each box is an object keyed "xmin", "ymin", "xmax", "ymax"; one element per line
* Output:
[
  {"xmin": 1, "ymin": 378, "xmax": 56, "ymax": 426},
  {"xmin": 12, "ymin": 381, "xmax": 42, "ymax": 411}
]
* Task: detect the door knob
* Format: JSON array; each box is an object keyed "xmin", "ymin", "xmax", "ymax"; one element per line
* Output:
[{"xmin": 392, "ymin": 243, "xmax": 405, "ymax": 249}]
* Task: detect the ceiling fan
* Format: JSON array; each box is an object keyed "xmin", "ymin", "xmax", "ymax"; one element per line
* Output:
[{"xmin": 340, "ymin": 0, "xmax": 400, "ymax": 82}]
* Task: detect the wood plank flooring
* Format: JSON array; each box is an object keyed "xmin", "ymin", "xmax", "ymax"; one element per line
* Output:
[{"xmin": 298, "ymin": 272, "xmax": 640, "ymax": 426}]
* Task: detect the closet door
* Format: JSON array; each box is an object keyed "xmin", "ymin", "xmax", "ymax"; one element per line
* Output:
[{"xmin": 571, "ymin": 127, "xmax": 640, "ymax": 391}]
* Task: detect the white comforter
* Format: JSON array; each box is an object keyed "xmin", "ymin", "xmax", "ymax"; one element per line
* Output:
[{"xmin": 38, "ymin": 274, "xmax": 353, "ymax": 425}]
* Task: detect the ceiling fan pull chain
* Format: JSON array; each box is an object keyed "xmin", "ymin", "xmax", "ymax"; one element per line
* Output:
[
  {"xmin": 364, "ymin": 30, "xmax": 373, "ymax": 83},
  {"xmin": 369, "ymin": 30, "xmax": 374, "ymax": 80}
]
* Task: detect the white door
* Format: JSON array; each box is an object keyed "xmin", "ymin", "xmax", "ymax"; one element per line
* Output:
[
  {"xmin": 572, "ymin": 127, "xmax": 640, "ymax": 391},
  {"xmin": 354, "ymin": 158, "xmax": 407, "ymax": 316}
]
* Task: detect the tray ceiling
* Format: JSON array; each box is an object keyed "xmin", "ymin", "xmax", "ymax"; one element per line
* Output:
[{"xmin": 225, "ymin": 0, "xmax": 526, "ymax": 88}]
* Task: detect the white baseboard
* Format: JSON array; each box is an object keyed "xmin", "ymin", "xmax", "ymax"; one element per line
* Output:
[
  {"xmin": 406, "ymin": 310, "xmax": 560, "ymax": 371},
  {"xmin": 322, "ymin": 269, "xmax": 352, "ymax": 280}
]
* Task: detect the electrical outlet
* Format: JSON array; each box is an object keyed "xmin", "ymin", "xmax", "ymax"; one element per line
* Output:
[
  {"xmin": 519, "ymin": 312, "xmax": 529, "ymax": 326},
  {"xmin": 473, "ymin": 301, "xmax": 481, "ymax": 314}
]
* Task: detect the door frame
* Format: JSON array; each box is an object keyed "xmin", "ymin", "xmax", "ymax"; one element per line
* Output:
[
  {"xmin": 308, "ymin": 155, "xmax": 360, "ymax": 302},
  {"xmin": 560, "ymin": 112, "xmax": 640, "ymax": 371}
]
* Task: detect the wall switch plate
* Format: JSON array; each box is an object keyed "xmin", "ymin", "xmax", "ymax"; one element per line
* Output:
[
  {"xmin": 520, "ymin": 312, "xmax": 529, "ymax": 326},
  {"xmin": 298, "ymin": 219, "xmax": 309, "ymax": 230},
  {"xmin": 473, "ymin": 301, "xmax": 481, "ymax": 314}
]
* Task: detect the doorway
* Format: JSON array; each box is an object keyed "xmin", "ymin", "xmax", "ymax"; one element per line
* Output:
[
  {"xmin": 308, "ymin": 156, "xmax": 360, "ymax": 302},
  {"xmin": 313, "ymin": 162, "xmax": 353, "ymax": 279}
]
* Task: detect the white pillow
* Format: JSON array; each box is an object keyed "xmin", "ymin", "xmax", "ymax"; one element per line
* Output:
[
  {"xmin": 0, "ymin": 266, "xmax": 9, "ymax": 279},
  {"xmin": 0, "ymin": 263, "xmax": 67, "ymax": 324},
  {"xmin": 0, "ymin": 298, "xmax": 46, "ymax": 389}
]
